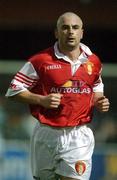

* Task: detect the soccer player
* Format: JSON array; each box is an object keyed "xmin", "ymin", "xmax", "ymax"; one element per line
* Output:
[{"xmin": 6, "ymin": 12, "xmax": 110, "ymax": 180}]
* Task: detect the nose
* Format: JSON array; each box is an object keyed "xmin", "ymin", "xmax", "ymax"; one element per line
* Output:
[{"xmin": 68, "ymin": 27, "xmax": 73, "ymax": 34}]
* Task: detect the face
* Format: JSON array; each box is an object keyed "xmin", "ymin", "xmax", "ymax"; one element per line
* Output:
[{"xmin": 55, "ymin": 13, "xmax": 83, "ymax": 51}]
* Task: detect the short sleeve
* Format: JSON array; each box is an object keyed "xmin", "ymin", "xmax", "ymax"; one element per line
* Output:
[{"xmin": 5, "ymin": 62, "xmax": 39, "ymax": 97}]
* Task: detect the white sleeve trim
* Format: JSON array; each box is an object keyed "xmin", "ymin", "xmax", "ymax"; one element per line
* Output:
[
  {"xmin": 5, "ymin": 62, "xmax": 39, "ymax": 97},
  {"xmin": 93, "ymin": 81, "xmax": 104, "ymax": 92},
  {"xmin": 5, "ymin": 88, "xmax": 28, "ymax": 97}
]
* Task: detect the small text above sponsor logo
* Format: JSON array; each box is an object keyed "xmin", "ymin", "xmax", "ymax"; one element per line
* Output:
[{"xmin": 46, "ymin": 64, "xmax": 62, "ymax": 70}]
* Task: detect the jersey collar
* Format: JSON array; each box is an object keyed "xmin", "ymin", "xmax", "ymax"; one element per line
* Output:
[{"xmin": 54, "ymin": 42, "xmax": 92, "ymax": 64}]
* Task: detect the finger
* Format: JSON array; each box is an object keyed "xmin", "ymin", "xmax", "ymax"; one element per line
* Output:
[
  {"xmin": 51, "ymin": 94, "xmax": 63, "ymax": 101},
  {"xmin": 102, "ymin": 105, "xmax": 109, "ymax": 109},
  {"xmin": 97, "ymin": 96, "xmax": 105, "ymax": 101},
  {"xmin": 101, "ymin": 107, "xmax": 109, "ymax": 112},
  {"xmin": 101, "ymin": 99, "xmax": 110, "ymax": 107},
  {"xmin": 101, "ymin": 103, "xmax": 110, "ymax": 110},
  {"xmin": 51, "ymin": 97, "xmax": 61, "ymax": 103},
  {"xmin": 50, "ymin": 105, "xmax": 59, "ymax": 108},
  {"xmin": 53, "ymin": 93, "xmax": 63, "ymax": 96},
  {"xmin": 51, "ymin": 100, "xmax": 61, "ymax": 105},
  {"xmin": 97, "ymin": 97, "xmax": 109, "ymax": 104},
  {"xmin": 50, "ymin": 103, "xmax": 59, "ymax": 108},
  {"xmin": 103, "ymin": 101, "xmax": 110, "ymax": 106},
  {"xmin": 54, "ymin": 93, "xmax": 63, "ymax": 99}
]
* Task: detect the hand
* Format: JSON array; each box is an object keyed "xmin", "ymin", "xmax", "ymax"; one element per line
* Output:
[
  {"xmin": 95, "ymin": 96, "xmax": 110, "ymax": 112},
  {"xmin": 39, "ymin": 93, "xmax": 63, "ymax": 109}
]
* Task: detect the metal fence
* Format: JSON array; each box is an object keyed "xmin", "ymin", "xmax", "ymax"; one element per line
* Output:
[
  {"xmin": 0, "ymin": 140, "xmax": 117, "ymax": 180},
  {"xmin": 0, "ymin": 139, "xmax": 32, "ymax": 180}
]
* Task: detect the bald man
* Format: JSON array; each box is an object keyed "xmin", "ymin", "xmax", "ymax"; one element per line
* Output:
[{"xmin": 6, "ymin": 12, "xmax": 109, "ymax": 180}]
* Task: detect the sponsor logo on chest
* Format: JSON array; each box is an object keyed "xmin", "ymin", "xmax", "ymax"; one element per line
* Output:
[
  {"xmin": 46, "ymin": 64, "xmax": 62, "ymax": 70},
  {"xmin": 50, "ymin": 80, "xmax": 92, "ymax": 94}
]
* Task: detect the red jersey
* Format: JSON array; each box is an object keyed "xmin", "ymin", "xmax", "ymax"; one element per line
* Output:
[
  {"xmin": 6, "ymin": 43, "xmax": 103, "ymax": 127},
  {"xmin": 29, "ymin": 47, "xmax": 102, "ymax": 127}
]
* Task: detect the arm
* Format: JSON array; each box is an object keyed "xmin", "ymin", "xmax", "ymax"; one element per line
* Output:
[
  {"xmin": 11, "ymin": 90, "xmax": 63, "ymax": 109},
  {"xmin": 6, "ymin": 61, "xmax": 62, "ymax": 109},
  {"xmin": 92, "ymin": 70, "xmax": 110, "ymax": 112}
]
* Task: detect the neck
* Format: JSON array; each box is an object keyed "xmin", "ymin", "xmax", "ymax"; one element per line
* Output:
[{"xmin": 59, "ymin": 46, "xmax": 81, "ymax": 61}]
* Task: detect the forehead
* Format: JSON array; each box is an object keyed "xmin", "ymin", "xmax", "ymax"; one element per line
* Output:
[{"xmin": 58, "ymin": 14, "xmax": 82, "ymax": 27}]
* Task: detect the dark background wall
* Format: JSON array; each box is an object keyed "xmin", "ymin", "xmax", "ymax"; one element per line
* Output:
[{"xmin": 0, "ymin": 0, "xmax": 117, "ymax": 62}]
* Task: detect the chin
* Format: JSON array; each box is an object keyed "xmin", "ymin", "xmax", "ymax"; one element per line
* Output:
[{"xmin": 67, "ymin": 43, "xmax": 76, "ymax": 49}]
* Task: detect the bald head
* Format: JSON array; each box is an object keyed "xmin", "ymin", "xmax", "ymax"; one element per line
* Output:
[
  {"xmin": 55, "ymin": 12, "xmax": 84, "ymax": 54},
  {"xmin": 56, "ymin": 12, "xmax": 83, "ymax": 29}
]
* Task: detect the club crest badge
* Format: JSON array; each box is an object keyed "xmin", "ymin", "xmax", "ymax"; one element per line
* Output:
[
  {"xmin": 75, "ymin": 161, "xmax": 86, "ymax": 176},
  {"xmin": 84, "ymin": 60, "xmax": 94, "ymax": 75}
]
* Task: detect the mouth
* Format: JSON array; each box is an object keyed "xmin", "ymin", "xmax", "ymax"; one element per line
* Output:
[{"xmin": 67, "ymin": 37, "xmax": 75, "ymax": 42}]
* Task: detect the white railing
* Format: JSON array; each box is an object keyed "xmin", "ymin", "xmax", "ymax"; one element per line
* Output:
[
  {"xmin": 0, "ymin": 139, "xmax": 33, "ymax": 180},
  {"xmin": 0, "ymin": 139, "xmax": 117, "ymax": 180},
  {"xmin": 0, "ymin": 61, "xmax": 117, "ymax": 77}
]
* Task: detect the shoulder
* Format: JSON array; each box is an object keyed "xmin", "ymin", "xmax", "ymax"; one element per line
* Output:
[
  {"xmin": 81, "ymin": 42, "xmax": 102, "ymax": 72},
  {"xmin": 28, "ymin": 46, "xmax": 54, "ymax": 66},
  {"xmin": 80, "ymin": 43, "xmax": 102, "ymax": 66},
  {"xmin": 87, "ymin": 53, "xmax": 102, "ymax": 73},
  {"xmin": 88, "ymin": 53, "xmax": 102, "ymax": 66}
]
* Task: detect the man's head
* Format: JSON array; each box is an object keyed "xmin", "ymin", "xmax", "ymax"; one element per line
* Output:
[{"xmin": 55, "ymin": 12, "xmax": 83, "ymax": 52}]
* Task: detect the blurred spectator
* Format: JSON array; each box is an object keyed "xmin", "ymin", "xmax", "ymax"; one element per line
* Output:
[
  {"xmin": 95, "ymin": 116, "xmax": 117, "ymax": 143},
  {"xmin": 0, "ymin": 97, "xmax": 7, "ymax": 157},
  {"xmin": 0, "ymin": 97, "xmax": 7, "ymax": 128},
  {"xmin": 22, "ymin": 114, "xmax": 37, "ymax": 138},
  {"xmin": 2, "ymin": 112, "xmax": 30, "ymax": 140}
]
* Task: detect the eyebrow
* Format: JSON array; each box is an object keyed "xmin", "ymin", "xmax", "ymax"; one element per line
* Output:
[{"xmin": 61, "ymin": 24, "xmax": 81, "ymax": 28}]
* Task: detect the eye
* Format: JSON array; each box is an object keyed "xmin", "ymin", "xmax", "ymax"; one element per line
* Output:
[
  {"xmin": 61, "ymin": 25, "xmax": 69, "ymax": 30},
  {"xmin": 72, "ymin": 25, "xmax": 80, "ymax": 29},
  {"xmin": 61, "ymin": 24, "xmax": 81, "ymax": 31}
]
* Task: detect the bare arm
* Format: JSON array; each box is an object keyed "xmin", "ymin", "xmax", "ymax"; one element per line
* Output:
[
  {"xmin": 10, "ymin": 90, "xmax": 63, "ymax": 109},
  {"xmin": 94, "ymin": 92, "xmax": 110, "ymax": 112}
]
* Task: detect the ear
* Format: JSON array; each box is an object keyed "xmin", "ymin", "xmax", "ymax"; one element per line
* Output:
[
  {"xmin": 54, "ymin": 29, "xmax": 58, "ymax": 39},
  {"xmin": 80, "ymin": 29, "xmax": 84, "ymax": 40}
]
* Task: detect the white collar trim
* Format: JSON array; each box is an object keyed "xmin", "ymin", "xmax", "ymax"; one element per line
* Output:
[{"xmin": 54, "ymin": 42, "xmax": 92, "ymax": 64}]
